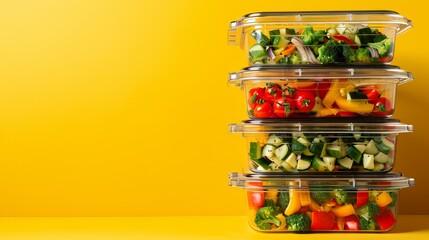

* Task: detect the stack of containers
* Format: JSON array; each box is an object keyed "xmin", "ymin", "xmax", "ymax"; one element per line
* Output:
[{"xmin": 227, "ymin": 11, "xmax": 415, "ymax": 232}]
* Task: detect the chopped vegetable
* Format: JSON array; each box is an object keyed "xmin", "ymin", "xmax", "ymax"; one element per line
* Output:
[{"xmin": 286, "ymin": 213, "xmax": 312, "ymax": 232}]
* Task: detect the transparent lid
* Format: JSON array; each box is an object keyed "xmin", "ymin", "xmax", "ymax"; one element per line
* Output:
[
  {"xmin": 229, "ymin": 118, "xmax": 413, "ymax": 134},
  {"xmin": 229, "ymin": 172, "xmax": 415, "ymax": 190},
  {"xmin": 228, "ymin": 11, "xmax": 412, "ymax": 46},
  {"xmin": 229, "ymin": 65, "xmax": 413, "ymax": 87}
]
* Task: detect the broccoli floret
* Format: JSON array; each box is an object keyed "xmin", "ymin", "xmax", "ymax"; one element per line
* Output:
[
  {"xmin": 332, "ymin": 189, "xmax": 348, "ymax": 204},
  {"xmin": 355, "ymin": 48, "xmax": 371, "ymax": 63},
  {"xmin": 313, "ymin": 30, "xmax": 326, "ymax": 43},
  {"xmin": 317, "ymin": 40, "xmax": 343, "ymax": 64},
  {"xmin": 356, "ymin": 201, "xmax": 380, "ymax": 220},
  {"xmin": 254, "ymin": 205, "xmax": 282, "ymax": 230},
  {"xmin": 278, "ymin": 191, "xmax": 290, "ymax": 211},
  {"xmin": 301, "ymin": 25, "xmax": 315, "ymax": 45},
  {"xmin": 288, "ymin": 51, "xmax": 302, "ymax": 64},
  {"xmin": 342, "ymin": 44, "xmax": 356, "ymax": 63},
  {"xmin": 359, "ymin": 216, "xmax": 377, "ymax": 230},
  {"xmin": 368, "ymin": 38, "xmax": 392, "ymax": 57},
  {"xmin": 286, "ymin": 213, "xmax": 311, "ymax": 232},
  {"xmin": 310, "ymin": 190, "xmax": 330, "ymax": 204}
]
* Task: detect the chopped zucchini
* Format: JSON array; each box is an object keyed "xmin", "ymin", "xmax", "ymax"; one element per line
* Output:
[
  {"xmin": 323, "ymin": 156, "xmax": 336, "ymax": 171},
  {"xmin": 337, "ymin": 157, "xmax": 354, "ymax": 169},
  {"xmin": 251, "ymin": 30, "xmax": 270, "ymax": 47},
  {"xmin": 249, "ymin": 142, "xmax": 262, "ymax": 160},
  {"xmin": 267, "ymin": 155, "xmax": 282, "ymax": 166},
  {"xmin": 309, "ymin": 142, "xmax": 326, "ymax": 157},
  {"xmin": 291, "ymin": 139, "xmax": 307, "ymax": 154},
  {"xmin": 297, "ymin": 158, "xmax": 312, "ymax": 171},
  {"xmin": 262, "ymin": 144, "xmax": 276, "ymax": 158},
  {"xmin": 363, "ymin": 153, "xmax": 375, "ymax": 170},
  {"xmin": 353, "ymin": 144, "xmax": 366, "ymax": 154},
  {"xmin": 275, "ymin": 144, "xmax": 290, "ymax": 160},
  {"xmin": 374, "ymin": 152, "xmax": 389, "ymax": 164},
  {"xmin": 252, "ymin": 158, "xmax": 271, "ymax": 170},
  {"xmin": 249, "ymin": 44, "xmax": 268, "ymax": 62},
  {"xmin": 284, "ymin": 152, "xmax": 297, "ymax": 168},
  {"xmin": 267, "ymin": 134, "xmax": 284, "ymax": 147},
  {"xmin": 346, "ymin": 146, "xmax": 362, "ymax": 163},
  {"xmin": 280, "ymin": 161, "xmax": 294, "ymax": 172},
  {"xmin": 326, "ymin": 145, "xmax": 346, "ymax": 158},
  {"xmin": 364, "ymin": 140, "xmax": 379, "ymax": 155},
  {"xmin": 312, "ymin": 156, "xmax": 329, "ymax": 171},
  {"xmin": 373, "ymin": 163, "xmax": 385, "ymax": 172}
]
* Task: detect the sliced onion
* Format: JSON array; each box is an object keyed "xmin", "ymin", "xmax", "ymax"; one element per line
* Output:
[
  {"xmin": 367, "ymin": 47, "xmax": 379, "ymax": 58},
  {"xmin": 291, "ymin": 37, "xmax": 309, "ymax": 63}
]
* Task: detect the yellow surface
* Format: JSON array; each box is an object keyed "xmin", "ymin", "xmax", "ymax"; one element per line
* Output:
[
  {"xmin": 0, "ymin": 0, "xmax": 428, "ymax": 216},
  {"xmin": 0, "ymin": 216, "xmax": 429, "ymax": 239}
]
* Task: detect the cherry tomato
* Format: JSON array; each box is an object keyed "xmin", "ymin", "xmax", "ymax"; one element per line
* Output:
[
  {"xmin": 344, "ymin": 215, "xmax": 359, "ymax": 230},
  {"xmin": 253, "ymin": 102, "xmax": 273, "ymax": 118},
  {"xmin": 373, "ymin": 97, "xmax": 393, "ymax": 117},
  {"xmin": 283, "ymin": 86, "xmax": 296, "ymax": 99},
  {"xmin": 378, "ymin": 56, "xmax": 392, "ymax": 63},
  {"xmin": 273, "ymin": 98, "xmax": 296, "ymax": 118},
  {"xmin": 248, "ymin": 87, "xmax": 265, "ymax": 110},
  {"xmin": 356, "ymin": 191, "xmax": 369, "ymax": 208},
  {"xmin": 264, "ymin": 83, "xmax": 282, "ymax": 103},
  {"xmin": 295, "ymin": 91, "xmax": 316, "ymax": 112},
  {"xmin": 311, "ymin": 210, "xmax": 336, "ymax": 230}
]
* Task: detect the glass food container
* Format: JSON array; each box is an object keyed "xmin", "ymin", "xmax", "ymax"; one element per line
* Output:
[
  {"xmin": 229, "ymin": 172, "xmax": 415, "ymax": 232},
  {"xmin": 228, "ymin": 11, "xmax": 412, "ymax": 65},
  {"xmin": 229, "ymin": 65, "xmax": 412, "ymax": 119},
  {"xmin": 229, "ymin": 118, "xmax": 412, "ymax": 173}
]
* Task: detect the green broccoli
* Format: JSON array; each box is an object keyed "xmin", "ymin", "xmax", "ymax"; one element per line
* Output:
[
  {"xmin": 356, "ymin": 201, "xmax": 380, "ymax": 220},
  {"xmin": 310, "ymin": 190, "xmax": 331, "ymax": 204},
  {"xmin": 355, "ymin": 48, "xmax": 371, "ymax": 63},
  {"xmin": 313, "ymin": 30, "xmax": 326, "ymax": 43},
  {"xmin": 317, "ymin": 40, "xmax": 342, "ymax": 64},
  {"xmin": 286, "ymin": 213, "xmax": 311, "ymax": 232},
  {"xmin": 342, "ymin": 44, "xmax": 356, "ymax": 63},
  {"xmin": 301, "ymin": 25, "xmax": 315, "ymax": 45},
  {"xmin": 368, "ymin": 38, "xmax": 392, "ymax": 57},
  {"xmin": 278, "ymin": 191, "xmax": 290, "ymax": 211},
  {"xmin": 332, "ymin": 189, "xmax": 348, "ymax": 204},
  {"xmin": 288, "ymin": 51, "xmax": 301, "ymax": 64},
  {"xmin": 359, "ymin": 216, "xmax": 377, "ymax": 230},
  {"xmin": 254, "ymin": 205, "xmax": 282, "ymax": 230}
]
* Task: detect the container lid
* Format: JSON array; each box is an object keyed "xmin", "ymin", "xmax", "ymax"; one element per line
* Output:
[
  {"xmin": 228, "ymin": 11, "xmax": 412, "ymax": 46},
  {"xmin": 229, "ymin": 65, "xmax": 413, "ymax": 87},
  {"xmin": 229, "ymin": 118, "xmax": 413, "ymax": 134},
  {"xmin": 229, "ymin": 172, "xmax": 415, "ymax": 190}
]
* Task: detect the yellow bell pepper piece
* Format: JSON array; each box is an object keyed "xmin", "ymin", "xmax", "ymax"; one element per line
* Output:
[
  {"xmin": 248, "ymin": 208, "xmax": 259, "ymax": 230},
  {"xmin": 336, "ymin": 217, "xmax": 345, "ymax": 231},
  {"xmin": 285, "ymin": 189, "xmax": 301, "ymax": 216},
  {"xmin": 376, "ymin": 191, "xmax": 393, "ymax": 208},
  {"xmin": 266, "ymin": 189, "xmax": 278, "ymax": 204},
  {"xmin": 339, "ymin": 85, "xmax": 356, "ymax": 97},
  {"xmin": 330, "ymin": 204, "xmax": 355, "ymax": 217},
  {"xmin": 299, "ymin": 190, "xmax": 311, "ymax": 207},
  {"xmin": 273, "ymin": 214, "xmax": 287, "ymax": 230},
  {"xmin": 322, "ymin": 80, "xmax": 348, "ymax": 108},
  {"xmin": 315, "ymin": 107, "xmax": 341, "ymax": 117},
  {"xmin": 309, "ymin": 199, "xmax": 322, "ymax": 211},
  {"xmin": 336, "ymin": 99, "xmax": 374, "ymax": 114}
]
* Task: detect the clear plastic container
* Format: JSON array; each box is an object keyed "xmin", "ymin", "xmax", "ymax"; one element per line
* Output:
[
  {"xmin": 229, "ymin": 172, "xmax": 415, "ymax": 232},
  {"xmin": 228, "ymin": 11, "xmax": 412, "ymax": 65},
  {"xmin": 229, "ymin": 118, "xmax": 412, "ymax": 173},
  {"xmin": 229, "ymin": 65, "xmax": 413, "ymax": 119}
]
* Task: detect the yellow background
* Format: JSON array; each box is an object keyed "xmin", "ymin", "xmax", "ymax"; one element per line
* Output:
[{"xmin": 0, "ymin": 0, "xmax": 427, "ymax": 216}]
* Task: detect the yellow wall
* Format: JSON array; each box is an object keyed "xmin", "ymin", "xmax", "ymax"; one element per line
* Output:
[{"xmin": 0, "ymin": 0, "xmax": 427, "ymax": 216}]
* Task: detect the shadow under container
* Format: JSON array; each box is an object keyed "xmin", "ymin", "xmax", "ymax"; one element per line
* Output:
[
  {"xmin": 229, "ymin": 172, "xmax": 415, "ymax": 232},
  {"xmin": 229, "ymin": 118, "xmax": 412, "ymax": 173},
  {"xmin": 229, "ymin": 65, "xmax": 413, "ymax": 119},
  {"xmin": 228, "ymin": 11, "xmax": 412, "ymax": 65}
]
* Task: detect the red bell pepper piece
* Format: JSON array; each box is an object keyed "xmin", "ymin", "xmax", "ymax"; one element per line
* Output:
[
  {"xmin": 356, "ymin": 191, "xmax": 369, "ymax": 208},
  {"xmin": 311, "ymin": 210, "xmax": 336, "ymax": 230},
  {"xmin": 344, "ymin": 215, "xmax": 359, "ymax": 230},
  {"xmin": 331, "ymin": 33, "xmax": 356, "ymax": 48},
  {"xmin": 375, "ymin": 210, "xmax": 396, "ymax": 231},
  {"xmin": 247, "ymin": 182, "xmax": 265, "ymax": 209}
]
